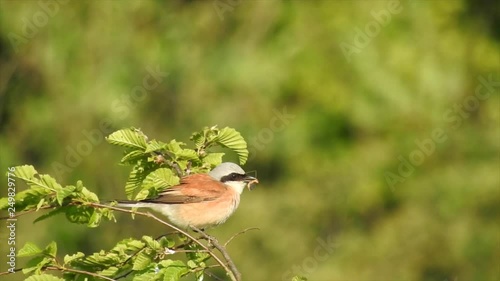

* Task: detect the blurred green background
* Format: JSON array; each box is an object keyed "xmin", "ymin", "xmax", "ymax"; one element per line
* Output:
[{"xmin": 0, "ymin": 0, "xmax": 499, "ymax": 280}]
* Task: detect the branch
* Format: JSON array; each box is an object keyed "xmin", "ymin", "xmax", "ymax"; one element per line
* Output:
[
  {"xmin": 224, "ymin": 227, "xmax": 260, "ymax": 247},
  {"xmin": 46, "ymin": 265, "xmax": 115, "ymax": 281},
  {"xmin": 87, "ymin": 202, "xmax": 238, "ymax": 281},
  {"xmin": 0, "ymin": 205, "xmax": 55, "ymax": 220},
  {"xmin": 191, "ymin": 226, "xmax": 241, "ymax": 281},
  {"xmin": 1, "ymin": 201, "xmax": 242, "ymax": 281}
]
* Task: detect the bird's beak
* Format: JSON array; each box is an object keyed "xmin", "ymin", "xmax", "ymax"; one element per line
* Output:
[{"xmin": 243, "ymin": 175, "xmax": 259, "ymax": 190}]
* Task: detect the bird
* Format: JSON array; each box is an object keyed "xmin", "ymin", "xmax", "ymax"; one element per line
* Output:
[{"xmin": 115, "ymin": 162, "xmax": 258, "ymax": 229}]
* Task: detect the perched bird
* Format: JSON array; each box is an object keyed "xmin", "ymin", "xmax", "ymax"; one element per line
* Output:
[{"xmin": 116, "ymin": 162, "xmax": 258, "ymax": 229}]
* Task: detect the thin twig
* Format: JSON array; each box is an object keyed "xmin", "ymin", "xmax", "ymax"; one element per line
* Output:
[
  {"xmin": 0, "ymin": 205, "xmax": 55, "ymax": 220},
  {"xmin": 191, "ymin": 226, "xmax": 241, "ymax": 281},
  {"xmin": 0, "ymin": 268, "xmax": 22, "ymax": 276},
  {"xmin": 224, "ymin": 227, "xmax": 260, "ymax": 247}
]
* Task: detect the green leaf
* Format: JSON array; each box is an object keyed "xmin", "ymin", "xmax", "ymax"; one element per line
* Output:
[
  {"xmin": 38, "ymin": 174, "xmax": 63, "ymax": 192},
  {"xmin": 18, "ymin": 242, "xmax": 43, "ymax": 257},
  {"xmin": 25, "ymin": 273, "xmax": 64, "ymax": 281},
  {"xmin": 88, "ymin": 209, "xmax": 103, "ymax": 227},
  {"xmin": 145, "ymin": 140, "xmax": 168, "ymax": 153},
  {"xmin": 65, "ymin": 205, "xmax": 94, "ymax": 224},
  {"xmin": 177, "ymin": 148, "xmax": 198, "ymax": 161},
  {"xmin": 36, "ymin": 198, "xmax": 46, "ymax": 211},
  {"xmin": 125, "ymin": 164, "xmax": 151, "ymax": 199},
  {"xmin": 215, "ymin": 127, "xmax": 248, "ymax": 165},
  {"xmin": 143, "ymin": 236, "xmax": 161, "ymax": 250},
  {"xmin": 12, "ymin": 165, "xmax": 62, "ymax": 192},
  {"xmin": 190, "ymin": 130, "xmax": 206, "ymax": 149},
  {"xmin": 63, "ymin": 252, "xmax": 85, "ymax": 265},
  {"xmin": 202, "ymin": 152, "xmax": 225, "ymax": 167},
  {"xmin": 132, "ymin": 270, "xmax": 163, "ymax": 281},
  {"xmin": 0, "ymin": 197, "xmax": 8, "ymax": 209},
  {"xmin": 99, "ymin": 266, "xmax": 121, "ymax": 277},
  {"xmin": 33, "ymin": 207, "xmax": 68, "ymax": 224},
  {"xmin": 23, "ymin": 254, "xmax": 55, "ymax": 275},
  {"xmin": 80, "ymin": 185, "xmax": 100, "ymax": 203},
  {"xmin": 133, "ymin": 251, "xmax": 153, "ymax": 271},
  {"xmin": 143, "ymin": 168, "xmax": 179, "ymax": 191},
  {"xmin": 9, "ymin": 165, "xmax": 38, "ymax": 182},
  {"xmin": 44, "ymin": 241, "xmax": 57, "ymax": 257},
  {"xmin": 56, "ymin": 185, "xmax": 76, "ymax": 205},
  {"xmin": 106, "ymin": 128, "xmax": 147, "ymax": 150},
  {"xmin": 159, "ymin": 260, "xmax": 189, "ymax": 281},
  {"xmin": 121, "ymin": 149, "xmax": 148, "ymax": 163}
]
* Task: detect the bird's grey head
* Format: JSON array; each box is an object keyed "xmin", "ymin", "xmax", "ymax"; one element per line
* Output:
[
  {"xmin": 209, "ymin": 162, "xmax": 257, "ymax": 194},
  {"xmin": 209, "ymin": 162, "xmax": 246, "ymax": 181}
]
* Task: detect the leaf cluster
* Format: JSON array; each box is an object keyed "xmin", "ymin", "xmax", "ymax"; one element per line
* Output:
[{"xmin": 0, "ymin": 126, "xmax": 249, "ymax": 281}]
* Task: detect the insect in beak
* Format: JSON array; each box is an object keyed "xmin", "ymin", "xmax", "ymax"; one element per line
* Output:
[{"xmin": 243, "ymin": 175, "xmax": 259, "ymax": 190}]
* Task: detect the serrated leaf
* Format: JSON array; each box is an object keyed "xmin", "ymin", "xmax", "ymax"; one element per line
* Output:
[
  {"xmin": 202, "ymin": 153, "xmax": 224, "ymax": 167},
  {"xmin": 106, "ymin": 128, "xmax": 147, "ymax": 150},
  {"xmin": 22, "ymin": 256, "xmax": 47, "ymax": 274},
  {"xmin": 44, "ymin": 241, "xmax": 57, "ymax": 257},
  {"xmin": 18, "ymin": 242, "xmax": 43, "ymax": 257},
  {"xmin": 215, "ymin": 127, "xmax": 248, "ymax": 165},
  {"xmin": 145, "ymin": 140, "xmax": 168, "ymax": 153},
  {"xmin": 10, "ymin": 165, "xmax": 38, "ymax": 182},
  {"xmin": 143, "ymin": 236, "xmax": 161, "ymax": 250},
  {"xmin": 38, "ymin": 174, "xmax": 63, "ymax": 192},
  {"xmin": 177, "ymin": 149, "xmax": 198, "ymax": 161},
  {"xmin": 25, "ymin": 273, "xmax": 64, "ymax": 281},
  {"xmin": 161, "ymin": 260, "xmax": 189, "ymax": 281},
  {"xmin": 65, "ymin": 205, "xmax": 94, "ymax": 224},
  {"xmin": 80, "ymin": 186, "xmax": 99, "ymax": 202},
  {"xmin": 125, "ymin": 164, "xmax": 150, "ymax": 200},
  {"xmin": 132, "ymin": 271, "xmax": 163, "ymax": 281},
  {"xmin": 64, "ymin": 252, "xmax": 85, "ymax": 265},
  {"xmin": 143, "ymin": 168, "xmax": 179, "ymax": 191},
  {"xmin": 56, "ymin": 185, "xmax": 76, "ymax": 205},
  {"xmin": 23, "ymin": 254, "xmax": 55, "ymax": 275},
  {"xmin": 127, "ymin": 239, "xmax": 146, "ymax": 251},
  {"xmin": 121, "ymin": 149, "xmax": 148, "ymax": 163},
  {"xmin": 158, "ymin": 236, "xmax": 175, "ymax": 248},
  {"xmin": 99, "ymin": 266, "xmax": 121, "ymax": 277},
  {"xmin": 13, "ymin": 165, "xmax": 62, "ymax": 192},
  {"xmin": 186, "ymin": 260, "xmax": 197, "ymax": 269},
  {"xmin": 133, "ymin": 251, "xmax": 153, "ymax": 271},
  {"xmin": 88, "ymin": 209, "xmax": 102, "ymax": 227}
]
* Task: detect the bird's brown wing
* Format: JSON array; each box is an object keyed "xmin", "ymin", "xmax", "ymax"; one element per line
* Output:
[{"xmin": 142, "ymin": 173, "xmax": 227, "ymax": 204}]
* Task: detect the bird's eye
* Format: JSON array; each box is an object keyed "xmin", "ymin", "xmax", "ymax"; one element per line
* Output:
[{"xmin": 231, "ymin": 174, "xmax": 238, "ymax": 180}]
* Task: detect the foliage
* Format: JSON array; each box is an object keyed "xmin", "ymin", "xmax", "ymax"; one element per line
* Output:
[
  {"xmin": 0, "ymin": 126, "xmax": 249, "ymax": 281},
  {"xmin": 0, "ymin": 1, "xmax": 498, "ymax": 281}
]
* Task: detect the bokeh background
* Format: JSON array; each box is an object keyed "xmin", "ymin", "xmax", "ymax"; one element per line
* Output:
[{"xmin": 0, "ymin": 1, "xmax": 499, "ymax": 280}]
